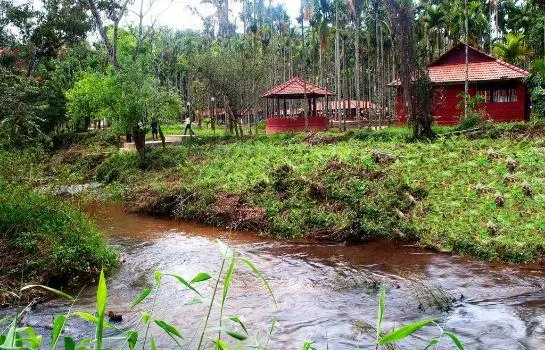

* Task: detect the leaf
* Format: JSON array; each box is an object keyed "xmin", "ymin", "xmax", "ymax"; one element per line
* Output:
[
  {"xmin": 212, "ymin": 339, "xmax": 229, "ymax": 350},
  {"xmin": 63, "ymin": 336, "xmax": 76, "ymax": 350},
  {"xmin": 154, "ymin": 319, "xmax": 183, "ymax": 339},
  {"xmin": 51, "ymin": 315, "xmax": 67, "ymax": 349},
  {"xmin": 20, "ymin": 285, "xmax": 74, "ymax": 300},
  {"xmin": 191, "ymin": 272, "xmax": 212, "ymax": 283},
  {"xmin": 229, "ymin": 316, "xmax": 248, "ymax": 335},
  {"xmin": 154, "ymin": 271, "xmax": 162, "ymax": 287},
  {"xmin": 141, "ymin": 312, "xmax": 152, "ymax": 324},
  {"xmin": 225, "ymin": 329, "xmax": 247, "ymax": 341},
  {"xmin": 378, "ymin": 318, "xmax": 436, "ymax": 345},
  {"xmin": 444, "ymin": 331, "xmax": 465, "ymax": 350},
  {"xmin": 73, "ymin": 312, "xmax": 118, "ymax": 330},
  {"xmin": 240, "ymin": 258, "xmax": 276, "ymax": 306},
  {"xmin": 95, "ymin": 269, "xmax": 108, "ymax": 349},
  {"xmin": 424, "ymin": 338, "xmax": 439, "ymax": 349},
  {"xmin": 164, "ymin": 274, "xmax": 202, "ymax": 296},
  {"xmin": 377, "ymin": 288, "xmax": 385, "ymax": 339},
  {"xmin": 126, "ymin": 330, "xmax": 138, "ymax": 350},
  {"xmin": 150, "ymin": 336, "xmax": 157, "ymax": 350},
  {"xmin": 19, "ymin": 326, "xmax": 42, "ymax": 348},
  {"xmin": 222, "ymin": 255, "xmax": 236, "ymax": 305},
  {"xmin": 131, "ymin": 288, "xmax": 152, "ymax": 308}
]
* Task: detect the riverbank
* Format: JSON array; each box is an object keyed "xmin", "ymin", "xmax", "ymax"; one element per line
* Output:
[
  {"xmin": 4, "ymin": 123, "xmax": 545, "ymax": 264},
  {"xmin": 0, "ymin": 144, "xmax": 118, "ymax": 303}
]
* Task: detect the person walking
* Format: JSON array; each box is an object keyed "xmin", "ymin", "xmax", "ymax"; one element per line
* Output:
[
  {"xmin": 183, "ymin": 115, "xmax": 195, "ymax": 136},
  {"xmin": 151, "ymin": 119, "xmax": 159, "ymax": 140}
]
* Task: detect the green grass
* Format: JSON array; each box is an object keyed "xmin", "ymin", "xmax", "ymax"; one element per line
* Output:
[
  {"xmin": 7, "ymin": 124, "xmax": 545, "ymax": 263},
  {"xmin": 0, "ymin": 186, "xmax": 117, "ymax": 295}
]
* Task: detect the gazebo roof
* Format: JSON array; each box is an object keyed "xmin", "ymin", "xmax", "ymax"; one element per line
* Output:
[{"xmin": 261, "ymin": 76, "xmax": 335, "ymax": 99}]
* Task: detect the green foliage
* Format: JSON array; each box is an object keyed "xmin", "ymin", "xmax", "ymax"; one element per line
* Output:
[
  {"xmin": 492, "ymin": 32, "xmax": 532, "ymax": 65},
  {"xmin": 0, "ymin": 187, "xmax": 117, "ymax": 289},
  {"xmin": 66, "ymin": 67, "xmax": 181, "ymax": 133},
  {"xmin": 0, "ymin": 66, "xmax": 46, "ymax": 148},
  {"xmin": 456, "ymin": 92, "xmax": 487, "ymax": 130}
]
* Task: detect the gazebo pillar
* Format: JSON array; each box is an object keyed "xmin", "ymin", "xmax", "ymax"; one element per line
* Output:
[{"xmin": 283, "ymin": 99, "xmax": 287, "ymax": 117}]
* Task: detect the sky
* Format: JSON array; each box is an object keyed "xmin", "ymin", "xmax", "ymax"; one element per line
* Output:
[{"xmin": 123, "ymin": 0, "xmax": 301, "ymax": 32}]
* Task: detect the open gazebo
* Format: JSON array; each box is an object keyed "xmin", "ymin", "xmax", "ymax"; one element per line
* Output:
[{"xmin": 261, "ymin": 76, "xmax": 334, "ymax": 133}]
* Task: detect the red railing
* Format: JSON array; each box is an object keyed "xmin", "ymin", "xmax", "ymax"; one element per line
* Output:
[{"xmin": 265, "ymin": 116, "xmax": 328, "ymax": 133}]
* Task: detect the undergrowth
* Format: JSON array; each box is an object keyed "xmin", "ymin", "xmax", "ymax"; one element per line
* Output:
[
  {"xmin": 6, "ymin": 124, "xmax": 545, "ymax": 263},
  {"xmin": 0, "ymin": 186, "xmax": 117, "ymax": 302}
]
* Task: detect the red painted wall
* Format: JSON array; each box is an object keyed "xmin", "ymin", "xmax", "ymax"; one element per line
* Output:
[
  {"xmin": 395, "ymin": 81, "xmax": 528, "ymax": 125},
  {"xmin": 266, "ymin": 115, "xmax": 328, "ymax": 133}
]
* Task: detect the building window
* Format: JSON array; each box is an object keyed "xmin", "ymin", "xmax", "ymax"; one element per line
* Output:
[{"xmin": 477, "ymin": 88, "xmax": 517, "ymax": 103}]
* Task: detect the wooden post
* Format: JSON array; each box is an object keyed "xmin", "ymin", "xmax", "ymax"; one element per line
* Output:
[{"xmin": 284, "ymin": 98, "xmax": 287, "ymax": 117}]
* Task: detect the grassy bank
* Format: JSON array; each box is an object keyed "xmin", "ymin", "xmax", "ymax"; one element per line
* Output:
[
  {"xmin": 8, "ymin": 124, "xmax": 545, "ymax": 264},
  {"xmin": 0, "ymin": 147, "xmax": 118, "ymax": 303}
]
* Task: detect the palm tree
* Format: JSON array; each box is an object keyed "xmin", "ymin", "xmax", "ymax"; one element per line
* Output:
[{"xmin": 493, "ymin": 32, "xmax": 532, "ymax": 65}]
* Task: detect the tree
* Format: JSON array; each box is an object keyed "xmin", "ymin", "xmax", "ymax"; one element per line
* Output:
[
  {"xmin": 66, "ymin": 68, "xmax": 181, "ymax": 159},
  {"xmin": 1, "ymin": 0, "xmax": 91, "ymax": 76},
  {"xmin": 0, "ymin": 65, "xmax": 45, "ymax": 147},
  {"xmin": 386, "ymin": 0, "xmax": 434, "ymax": 140},
  {"xmin": 493, "ymin": 32, "xmax": 532, "ymax": 65},
  {"xmin": 195, "ymin": 40, "xmax": 266, "ymax": 136},
  {"xmin": 84, "ymin": 0, "xmax": 132, "ymax": 69}
]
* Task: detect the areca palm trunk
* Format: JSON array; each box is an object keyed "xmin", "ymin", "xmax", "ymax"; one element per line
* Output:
[
  {"xmin": 335, "ymin": 4, "xmax": 342, "ymax": 130},
  {"xmin": 354, "ymin": 5, "xmax": 361, "ymax": 128}
]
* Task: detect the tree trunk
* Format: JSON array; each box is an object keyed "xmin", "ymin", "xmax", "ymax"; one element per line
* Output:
[
  {"xmin": 132, "ymin": 123, "xmax": 146, "ymax": 163},
  {"xmin": 354, "ymin": 10, "xmax": 361, "ymax": 128},
  {"xmin": 27, "ymin": 47, "xmax": 41, "ymax": 77}
]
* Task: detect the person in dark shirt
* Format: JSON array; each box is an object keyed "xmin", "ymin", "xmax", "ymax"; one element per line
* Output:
[{"xmin": 151, "ymin": 119, "xmax": 159, "ymax": 140}]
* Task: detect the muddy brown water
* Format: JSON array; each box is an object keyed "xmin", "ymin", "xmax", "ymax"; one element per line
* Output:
[{"xmin": 7, "ymin": 204, "xmax": 545, "ymax": 349}]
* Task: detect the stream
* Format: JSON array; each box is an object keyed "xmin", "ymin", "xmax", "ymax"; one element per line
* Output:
[{"xmin": 9, "ymin": 204, "xmax": 545, "ymax": 349}]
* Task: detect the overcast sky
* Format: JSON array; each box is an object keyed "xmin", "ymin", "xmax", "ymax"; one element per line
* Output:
[{"xmin": 123, "ymin": 0, "xmax": 301, "ymax": 32}]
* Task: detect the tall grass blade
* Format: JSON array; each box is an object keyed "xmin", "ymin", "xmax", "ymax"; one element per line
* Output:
[
  {"xmin": 20, "ymin": 285, "xmax": 74, "ymax": 300},
  {"xmin": 63, "ymin": 336, "xmax": 76, "ymax": 350},
  {"xmin": 229, "ymin": 316, "xmax": 248, "ymax": 335},
  {"xmin": 3, "ymin": 319, "xmax": 17, "ymax": 348},
  {"xmin": 191, "ymin": 272, "xmax": 212, "ymax": 283},
  {"xmin": 73, "ymin": 312, "xmax": 118, "ymax": 330},
  {"xmin": 377, "ymin": 288, "xmax": 385, "ymax": 340},
  {"xmin": 95, "ymin": 269, "xmax": 107, "ymax": 350},
  {"xmin": 225, "ymin": 329, "xmax": 247, "ymax": 341},
  {"xmin": 164, "ymin": 274, "xmax": 203, "ymax": 297},
  {"xmin": 131, "ymin": 288, "xmax": 152, "ymax": 308},
  {"xmin": 19, "ymin": 326, "xmax": 42, "ymax": 348},
  {"xmin": 154, "ymin": 319, "xmax": 183, "ymax": 348},
  {"xmin": 222, "ymin": 255, "xmax": 236, "ymax": 306},
  {"xmin": 212, "ymin": 339, "xmax": 228, "ymax": 350},
  {"xmin": 240, "ymin": 258, "xmax": 276, "ymax": 306},
  {"xmin": 51, "ymin": 315, "xmax": 66, "ymax": 349},
  {"xmin": 150, "ymin": 336, "xmax": 157, "ymax": 350},
  {"xmin": 127, "ymin": 330, "xmax": 138, "ymax": 350},
  {"xmin": 378, "ymin": 318, "xmax": 435, "ymax": 345},
  {"xmin": 444, "ymin": 331, "xmax": 465, "ymax": 350},
  {"xmin": 424, "ymin": 339, "xmax": 439, "ymax": 349}
]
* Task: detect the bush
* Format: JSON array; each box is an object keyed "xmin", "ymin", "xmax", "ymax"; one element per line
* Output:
[{"xmin": 0, "ymin": 187, "xmax": 117, "ymax": 288}]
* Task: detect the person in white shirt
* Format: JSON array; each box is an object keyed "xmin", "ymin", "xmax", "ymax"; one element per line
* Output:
[{"xmin": 183, "ymin": 115, "xmax": 194, "ymax": 135}]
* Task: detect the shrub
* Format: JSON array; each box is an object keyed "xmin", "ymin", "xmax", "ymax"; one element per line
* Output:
[{"xmin": 0, "ymin": 187, "xmax": 117, "ymax": 288}]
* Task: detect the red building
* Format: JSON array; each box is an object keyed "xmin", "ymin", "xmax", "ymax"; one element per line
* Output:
[
  {"xmin": 391, "ymin": 43, "xmax": 530, "ymax": 125},
  {"xmin": 262, "ymin": 76, "xmax": 334, "ymax": 133}
]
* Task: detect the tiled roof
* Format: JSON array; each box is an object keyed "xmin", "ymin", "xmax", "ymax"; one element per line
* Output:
[
  {"xmin": 262, "ymin": 76, "xmax": 335, "ymax": 98},
  {"xmin": 389, "ymin": 43, "xmax": 529, "ymax": 86},
  {"xmin": 428, "ymin": 60, "xmax": 528, "ymax": 83}
]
